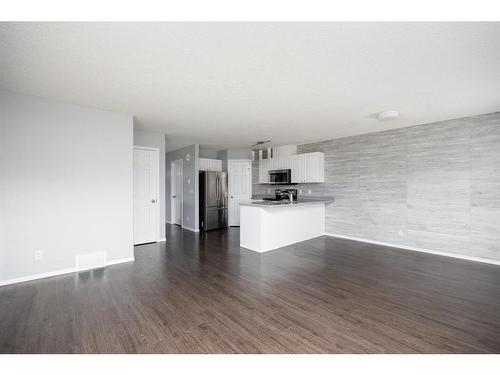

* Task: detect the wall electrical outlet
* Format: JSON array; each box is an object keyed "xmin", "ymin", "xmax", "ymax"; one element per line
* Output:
[
  {"xmin": 398, "ymin": 230, "xmax": 404, "ymax": 237},
  {"xmin": 186, "ymin": 216, "xmax": 189, "ymax": 222},
  {"xmin": 299, "ymin": 189, "xmax": 303, "ymax": 194},
  {"xmin": 35, "ymin": 250, "xmax": 43, "ymax": 261}
]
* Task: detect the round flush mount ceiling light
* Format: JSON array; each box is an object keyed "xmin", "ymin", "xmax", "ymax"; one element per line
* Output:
[{"xmin": 377, "ymin": 110, "xmax": 399, "ymax": 121}]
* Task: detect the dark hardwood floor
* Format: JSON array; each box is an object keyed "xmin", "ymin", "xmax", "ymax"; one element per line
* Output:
[{"xmin": 1, "ymin": 224, "xmax": 500, "ymax": 353}]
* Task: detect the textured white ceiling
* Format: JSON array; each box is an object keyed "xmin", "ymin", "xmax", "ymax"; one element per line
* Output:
[{"xmin": 1, "ymin": 22, "xmax": 500, "ymax": 151}]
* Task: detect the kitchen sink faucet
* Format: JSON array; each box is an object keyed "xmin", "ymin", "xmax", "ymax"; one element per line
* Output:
[{"xmin": 282, "ymin": 191, "xmax": 294, "ymax": 203}]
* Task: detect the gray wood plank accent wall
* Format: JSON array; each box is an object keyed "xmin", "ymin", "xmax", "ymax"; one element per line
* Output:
[{"xmin": 252, "ymin": 112, "xmax": 500, "ymax": 262}]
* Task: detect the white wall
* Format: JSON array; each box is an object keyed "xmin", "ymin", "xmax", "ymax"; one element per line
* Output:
[
  {"xmin": 217, "ymin": 148, "xmax": 251, "ymax": 172},
  {"xmin": 273, "ymin": 145, "xmax": 297, "ymax": 157},
  {"xmin": 133, "ymin": 128, "xmax": 166, "ymax": 239},
  {"xmin": 199, "ymin": 148, "xmax": 219, "ymax": 159},
  {"xmin": 227, "ymin": 148, "xmax": 251, "ymax": 160},
  {"xmin": 0, "ymin": 91, "xmax": 134, "ymax": 283}
]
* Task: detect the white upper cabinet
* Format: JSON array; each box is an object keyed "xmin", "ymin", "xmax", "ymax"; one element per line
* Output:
[
  {"xmin": 290, "ymin": 155, "xmax": 304, "ymax": 183},
  {"xmin": 305, "ymin": 152, "xmax": 324, "ymax": 182},
  {"xmin": 258, "ymin": 158, "xmax": 270, "ymax": 183},
  {"xmin": 199, "ymin": 158, "xmax": 222, "ymax": 172},
  {"xmin": 258, "ymin": 152, "xmax": 324, "ymax": 184},
  {"xmin": 280, "ymin": 155, "xmax": 292, "ymax": 170}
]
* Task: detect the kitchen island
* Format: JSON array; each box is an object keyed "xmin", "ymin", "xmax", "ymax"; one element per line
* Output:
[{"xmin": 239, "ymin": 198, "xmax": 334, "ymax": 253}]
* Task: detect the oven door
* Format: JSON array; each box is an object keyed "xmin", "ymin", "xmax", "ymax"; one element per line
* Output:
[{"xmin": 268, "ymin": 169, "xmax": 291, "ymax": 184}]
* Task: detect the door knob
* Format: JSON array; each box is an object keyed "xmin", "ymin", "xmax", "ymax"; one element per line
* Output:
[
  {"xmin": 151, "ymin": 199, "xmax": 157, "ymax": 203},
  {"xmin": 231, "ymin": 196, "xmax": 234, "ymax": 198}
]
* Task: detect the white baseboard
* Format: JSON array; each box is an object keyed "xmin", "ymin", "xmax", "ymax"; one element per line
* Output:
[
  {"xmin": 0, "ymin": 267, "xmax": 77, "ymax": 287},
  {"xmin": 324, "ymin": 232, "xmax": 500, "ymax": 266},
  {"xmin": 182, "ymin": 226, "xmax": 200, "ymax": 233},
  {"xmin": 0, "ymin": 257, "xmax": 136, "ymax": 287},
  {"xmin": 158, "ymin": 238, "xmax": 166, "ymax": 242},
  {"xmin": 106, "ymin": 257, "xmax": 135, "ymax": 266}
]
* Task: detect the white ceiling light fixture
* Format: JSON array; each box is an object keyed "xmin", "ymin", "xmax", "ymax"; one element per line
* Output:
[
  {"xmin": 251, "ymin": 140, "xmax": 271, "ymax": 149},
  {"xmin": 377, "ymin": 110, "xmax": 400, "ymax": 121}
]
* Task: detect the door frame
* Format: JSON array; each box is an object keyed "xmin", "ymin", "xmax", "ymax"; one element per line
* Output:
[
  {"xmin": 228, "ymin": 159, "xmax": 252, "ymax": 226},
  {"xmin": 133, "ymin": 146, "xmax": 160, "ymax": 243},
  {"xmin": 170, "ymin": 158, "xmax": 183, "ymax": 227}
]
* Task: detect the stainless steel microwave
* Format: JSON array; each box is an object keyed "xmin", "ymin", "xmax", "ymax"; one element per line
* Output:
[{"xmin": 268, "ymin": 169, "xmax": 294, "ymax": 185}]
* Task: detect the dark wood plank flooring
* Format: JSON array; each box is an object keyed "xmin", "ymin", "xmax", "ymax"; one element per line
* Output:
[{"xmin": 1, "ymin": 224, "xmax": 500, "ymax": 353}]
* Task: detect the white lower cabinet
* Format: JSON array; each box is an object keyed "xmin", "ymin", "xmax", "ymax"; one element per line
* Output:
[{"xmin": 259, "ymin": 152, "xmax": 324, "ymax": 184}]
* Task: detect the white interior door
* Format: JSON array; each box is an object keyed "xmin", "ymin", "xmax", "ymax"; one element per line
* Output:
[
  {"xmin": 133, "ymin": 147, "xmax": 159, "ymax": 245},
  {"xmin": 171, "ymin": 159, "xmax": 183, "ymax": 226},
  {"xmin": 228, "ymin": 160, "xmax": 252, "ymax": 226}
]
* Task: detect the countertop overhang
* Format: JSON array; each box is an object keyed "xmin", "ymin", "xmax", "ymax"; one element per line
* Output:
[{"xmin": 240, "ymin": 196, "xmax": 334, "ymax": 208}]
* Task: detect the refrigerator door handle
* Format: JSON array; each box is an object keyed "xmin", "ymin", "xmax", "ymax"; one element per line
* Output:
[{"xmin": 216, "ymin": 174, "xmax": 219, "ymax": 202}]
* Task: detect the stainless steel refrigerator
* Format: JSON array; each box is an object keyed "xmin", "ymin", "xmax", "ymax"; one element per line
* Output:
[{"xmin": 199, "ymin": 171, "xmax": 228, "ymax": 231}]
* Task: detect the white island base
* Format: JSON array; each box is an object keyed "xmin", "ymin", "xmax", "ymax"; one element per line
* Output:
[{"xmin": 240, "ymin": 202, "xmax": 326, "ymax": 253}]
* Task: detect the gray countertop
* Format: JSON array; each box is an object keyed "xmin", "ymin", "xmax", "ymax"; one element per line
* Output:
[{"xmin": 240, "ymin": 196, "xmax": 334, "ymax": 208}]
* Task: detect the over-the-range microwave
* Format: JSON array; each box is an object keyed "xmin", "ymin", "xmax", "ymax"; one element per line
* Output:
[{"xmin": 268, "ymin": 169, "xmax": 295, "ymax": 185}]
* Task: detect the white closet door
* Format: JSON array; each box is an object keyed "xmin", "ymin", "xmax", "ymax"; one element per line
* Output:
[
  {"xmin": 228, "ymin": 160, "xmax": 252, "ymax": 226},
  {"xmin": 134, "ymin": 147, "xmax": 159, "ymax": 245}
]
